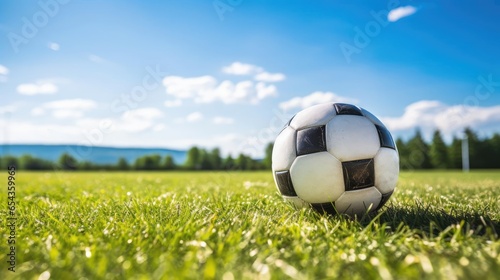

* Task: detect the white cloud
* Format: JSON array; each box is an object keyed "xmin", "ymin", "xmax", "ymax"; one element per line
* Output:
[
  {"xmin": 186, "ymin": 112, "xmax": 203, "ymax": 123},
  {"xmin": 222, "ymin": 62, "xmax": 263, "ymax": 75},
  {"xmin": 0, "ymin": 116, "xmax": 171, "ymax": 149},
  {"xmin": 0, "ymin": 105, "xmax": 16, "ymax": 115},
  {"xmin": 388, "ymin": 6, "xmax": 417, "ymax": 22},
  {"xmin": 43, "ymin": 99, "xmax": 97, "ymax": 110},
  {"xmin": 255, "ymin": 82, "xmax": 278, "ymax": 101},
  {"xmin": 89, "ymin": 54, "xmax": 107, "ymax": 64},
  {"xmin": 163, "ymin": 75, "xmax": 277, "ymax": 104},
  {"xmin": 48, "ymin": 42, "xmax": 60, "ymax": 51},
  {"xmin": 17, "ymin": 82, "xmax": 58, "ymax": 95},
  {"xmin": 213, "ymin": 116, "xmax": 234, "ymax": 125},
  {"xmin": 164, "ymin": 99, "xmax": 182, "ymax": 107},
  {"xmin": 0, "ymin": 119, "xmax": 82, "ymax": 144},
  {"xmin": 222, "ymin": 62, "xmax": 286, "ymax": 82},
  {"xmin": 163, "ymin": 62, "xmax": 284, "ymax": 105},
  {"xmin": 254, "ymin": 72, "xmax": 286, "ymax": 82},
  {"xmin": 153, "ymin": 124, "xmax": 166, "ymax": 132},
  {"xmin": 228, "ymin": 80, "xmax": 254, "ymax": 103},
  {"xmin": 76, "ymin": 115, "xmax": 159, "ymax": 139},
  {"xmin": 163, "ymin": 75, "xmax": 217, "ymax": 99},
  {"xmin": 381, "ymin": 100, "xmax": 500, "ymax": 136},
  {"xmin": 114, "ymin": 108, "xmax": 165, "ymax": 133},
  {"xmin": 0, "ymin": 65, "xmax": 9, "ymax": 78},
  {"xmin": 74, "ymin": 117, "xmax": 106, "ymax": 128},
  {"xmin": 191, "ymin": 79, "xmax": 232, "ymax": 103},
  {"xmin": 31, "ymin": 98, "xmax": 98, "ymax": 118},
  {"xmin": 52, "ymin": 110, "xmax": 83, "ymax": 119},
  {"xmin": 31, "ymin": 107, "xmax": 45, "ymax": 116},
  {"xmin": 1, "ymin": 104, "xmax": 210, "ymax": 149},
  {"xmin": 279, "ymin": 91, "xmax": 358, "ymax": 111},
  {"xmin": 122, "ymin": 107, "xmax": 164, "ymax": 121}
]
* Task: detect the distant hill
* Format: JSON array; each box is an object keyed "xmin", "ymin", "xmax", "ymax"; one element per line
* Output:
[{"xmin": 0, "ymin": 144, "xmax": 187, "ymax": 165}]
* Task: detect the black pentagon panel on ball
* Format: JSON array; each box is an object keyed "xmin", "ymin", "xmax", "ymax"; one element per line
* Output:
[
  {"xmin": 275, "ymin": 170, "xmax": 297, "ymax": 196},
  {"xmin": 334, "ymin": 103, "xmax": 363, "ymax": 116},
  {"xmin": 376, "ymin": 190, "xmax": 394, "ymax": 211},
  {"xmin": 342, "ymin": 159, "xmax": 375, "ymax": 191},
  {"xmin": 311, "ymin": 202, "xmax": 337, "ymax": 215},
  {"xmin": 296, "ymin": 125, "xmax": 327, "ymax": 156},
  {"xmin": 375, "ymin": 125, "xmax": 396, "ymax": 150}
]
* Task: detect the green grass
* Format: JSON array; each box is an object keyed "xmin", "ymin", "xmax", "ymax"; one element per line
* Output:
[{"xmin": 1, "ymin": 170, "xmax": 499, "ymax": 279}]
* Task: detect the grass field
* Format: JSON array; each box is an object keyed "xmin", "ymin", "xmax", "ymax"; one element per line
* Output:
[{"xmin": 1, "ymin": 170, "xmax": 499, "ymax": 279}]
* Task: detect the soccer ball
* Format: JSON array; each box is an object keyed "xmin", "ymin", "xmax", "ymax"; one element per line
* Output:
[{"xmin": 272, "ymin": 103, "xmax": 399, "ymax": 217}]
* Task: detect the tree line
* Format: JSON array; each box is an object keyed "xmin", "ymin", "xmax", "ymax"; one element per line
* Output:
[
  {"xmin": 397, "ymin": 128, "xmax": 500, "ymax": 169},
  {"xmin": 0, "ymin": 145, "xmax": 274, "ymax": 171},
  {"xmin": 1, "ymin": 128, "xmax": 499, "ymax": 171}
]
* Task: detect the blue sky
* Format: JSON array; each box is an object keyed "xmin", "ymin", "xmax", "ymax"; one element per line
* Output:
[{"xmin": 1, "ymin": 0, "xmax": 500, "ymax": 157}]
